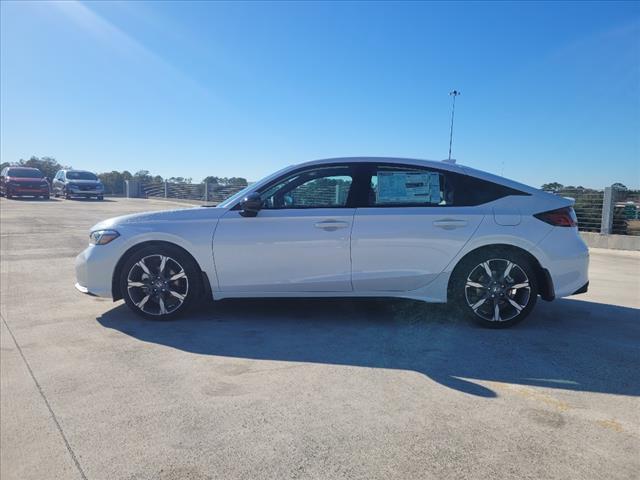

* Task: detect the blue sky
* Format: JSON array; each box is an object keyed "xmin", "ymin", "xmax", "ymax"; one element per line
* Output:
[{"xmin": 1, "ymin": 1, "xmax": 639, "ymax": 188}]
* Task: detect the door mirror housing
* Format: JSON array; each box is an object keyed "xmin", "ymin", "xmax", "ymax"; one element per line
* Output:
[{"xmin": 239, "ymin": 192, "xmax": 262, "ymax": 217}]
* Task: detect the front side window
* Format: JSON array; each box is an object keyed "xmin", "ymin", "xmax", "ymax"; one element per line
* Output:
[
  {"xmin": 368, "ymin": 166, "xmax": 452, "ymax": 206},
  {"xmin": 261, "ymin": 167, "xmax": 354, "ymax": 209}
]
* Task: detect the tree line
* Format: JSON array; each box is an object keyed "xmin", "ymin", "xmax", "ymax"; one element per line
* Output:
[
  {"xmin": 541, "ymin": 182, "xmax": 630, "ymax": 192},
  {"xmin": 1, "ymin": 156, "xmax": 248, "ymax": 195}
]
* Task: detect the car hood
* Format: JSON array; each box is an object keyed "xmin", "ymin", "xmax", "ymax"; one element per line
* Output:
[
  {"xmin": 7, "ymin": 177, "xmax": 47, "ymax": 183},
  {"xmin": 91, "ymin": 206, "xmax": 226, "ymax": 231},
  {"xmin": 67, "ymin": 179, "xmax": 101, "ymax": 185}
]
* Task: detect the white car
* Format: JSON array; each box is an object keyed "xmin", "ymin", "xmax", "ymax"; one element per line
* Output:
[{"xmin": 75, "ymin": 157, "xmax": 589, "ymax": 328}]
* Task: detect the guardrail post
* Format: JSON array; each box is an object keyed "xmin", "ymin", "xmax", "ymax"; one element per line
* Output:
[
  {"xmin": 164, "ymin": 181, "xmax": 168, "ymax": 198},
  {"xmin": 601, "ymin": 186, "xmax": 614, "ymax": 234}
]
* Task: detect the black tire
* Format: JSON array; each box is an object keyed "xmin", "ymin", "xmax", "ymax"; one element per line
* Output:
[
  {"xmin": 6, "ymin": 192, "xmax": 12, "ymax": 199},
  {"xmin": 43, "ymin": 195, "xmax": 50, "ymax": 200},
  {"xmin": 97, "ymin": 195, "xmax": 104, "ymax": 201},
  {"xmin": 64, "ymin": 189, "xmax": 71, "ymax": 199},
  {"xmin": 449, "ymin": 248, "xmax": 538, "ymax": 328},
  {"xmin": 119, "ymin": 244, "xmax": 202, "ymax": 320}
]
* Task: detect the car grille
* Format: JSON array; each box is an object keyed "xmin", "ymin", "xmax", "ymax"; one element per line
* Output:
[{"xmin": 19, "ymin": 182, "xmax": 43, "ymax": 188}]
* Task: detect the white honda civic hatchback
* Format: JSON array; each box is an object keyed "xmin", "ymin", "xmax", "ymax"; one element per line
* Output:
[{"xmin": 75, "ymin": 157, "xmax": 589, "ymax": 328}]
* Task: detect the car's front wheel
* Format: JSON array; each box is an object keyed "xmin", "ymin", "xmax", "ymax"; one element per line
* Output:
[
  {"xmin": 119, "ymin": 245, "xmax": 202, "ymax": 320},
  {"xmin": 450, "ymin": 250, "xmax": 538, "ymax": 328}
]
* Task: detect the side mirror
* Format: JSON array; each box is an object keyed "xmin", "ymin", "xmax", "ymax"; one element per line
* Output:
[{"xmin": 239, "ymin": 192, "xmax": 262, "ymax": 217}]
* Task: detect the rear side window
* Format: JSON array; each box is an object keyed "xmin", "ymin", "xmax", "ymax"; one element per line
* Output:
[
  {"xmin": 369, "ymin": 166, "xmax": 451, "ymax": 206},
  {"xmin": 364, "ymin": 165, "xmax": 527, "ymax": 207}
]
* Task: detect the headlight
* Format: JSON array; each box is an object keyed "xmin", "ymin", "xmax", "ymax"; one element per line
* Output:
[{"xmin": 89, "ymin": 230, "xmax": 120, "ymax": 245}]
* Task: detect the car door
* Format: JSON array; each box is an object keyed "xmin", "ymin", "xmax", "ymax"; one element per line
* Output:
[
  {"xmin": 213, "ymin": 165, "xmax": 356, "ymax": 293},
  {"xmin": 351, "ymin": 163, "xmax": 484, "ymax": 292},
  {"xmin": 0, "ymin": 168, "xmax": 6, "ymax": 194}
]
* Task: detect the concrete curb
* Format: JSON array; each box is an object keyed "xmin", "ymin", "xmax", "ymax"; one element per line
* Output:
[{"xmin": 580, "ymin": 232, "xmax": 640, "ymax": 251}]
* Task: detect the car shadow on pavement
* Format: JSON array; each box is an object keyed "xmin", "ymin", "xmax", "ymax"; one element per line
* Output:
[
  {"xmin": 1, "ymin": 196, "xmax": 58, "ymax": 201},
  {"xmin": 97, "ymin": 297, "xmax": 640, "ymax": 398},
  {"xmin": 64, "ymin": 197, "xmax": 116, "ymax": 202}
]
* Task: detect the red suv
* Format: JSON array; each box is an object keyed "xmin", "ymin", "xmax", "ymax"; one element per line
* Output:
[{"xmin": 0, "ymin": 167, "xmax": 50, "ymax": 199}]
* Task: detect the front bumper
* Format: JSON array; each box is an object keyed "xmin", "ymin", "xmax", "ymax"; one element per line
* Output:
[
  {"xmin": 74, "ymin": 282, "xmax": 98, "ymax": 296},
  {"xmin": 75, "ymin": 244, "xmax": 119, "ymax": 298},
  {"xmin": 69, "ymin": 188, "xmax": 103, "ymax": 196},
  {"xmin": 7, "ymin": 186, "xmax": 49, "ymax": 196}
]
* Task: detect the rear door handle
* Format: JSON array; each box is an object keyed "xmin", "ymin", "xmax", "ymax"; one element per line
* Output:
[
  {"xmin": 314, "ymin": 220, "xmax": 350, "ymax": 231},
  {"xmin": 433, "ymin": 219, "xmax": 468, "ymax": 230}
]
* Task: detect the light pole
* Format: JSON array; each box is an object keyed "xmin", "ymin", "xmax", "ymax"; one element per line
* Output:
[{"xmin": 448, "ymin": 90, "xmax": 460, "ymax": 161}]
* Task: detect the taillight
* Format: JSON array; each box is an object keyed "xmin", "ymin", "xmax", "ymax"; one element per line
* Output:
[{"xmin": 534, "ymin": 207, "xmax": 578, "ymax": 227}]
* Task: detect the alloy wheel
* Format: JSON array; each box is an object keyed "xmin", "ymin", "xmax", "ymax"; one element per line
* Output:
[
  {"xmin": 464, "ymin": 258, "xmax": 531, "ymax": 322},
  {"xmin": 126, "ymin": 254, "xmax": 189, "ymax": 316}
]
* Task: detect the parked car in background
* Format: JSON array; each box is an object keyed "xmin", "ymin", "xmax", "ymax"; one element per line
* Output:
[
  {"xmin": 52, "ymin": 170, "xmax": 104, "ymax": 200},
  {"xmin": 75, "ymin": 157, "xmax": 589, "ymax": 328},
  {"xmin": 0, "ymin": 166, "xmax": 50, "ymax": 199}
]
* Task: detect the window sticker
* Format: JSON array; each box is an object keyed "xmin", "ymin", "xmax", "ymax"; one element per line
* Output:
[{"xmin": 377, "ymin": 171, "xmax": 441, "ymax": 204}]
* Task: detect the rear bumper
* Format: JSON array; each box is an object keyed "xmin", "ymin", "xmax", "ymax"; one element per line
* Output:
[
  {"xmin": 572, "ymin": 281, "xmax": 589, "ymax": 295},
  {"xmin": 536, "ymin": 227, "xmax": 589, "ymax": 299}
]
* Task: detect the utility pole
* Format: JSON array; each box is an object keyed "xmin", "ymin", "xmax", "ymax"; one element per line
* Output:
[{"xmin": 448, "ymin": 90, "xmax": 460, "ymax": 161}]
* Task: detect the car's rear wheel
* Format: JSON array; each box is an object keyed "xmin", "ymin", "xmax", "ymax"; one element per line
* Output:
[
  {"xmin": 450, "ymin": 250, "xmax": 538, "ymax": 328},
  {"xmin": 120, "ymin": 245, "xmax": 202, "ymax": 320},
  {"xmin": 97, "ymin": 195, "xmax": 104, "ymax": 201}
]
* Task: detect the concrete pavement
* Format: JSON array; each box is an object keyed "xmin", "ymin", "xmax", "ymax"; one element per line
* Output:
[{"xmin": 1, "ymin": 197, "xmax": 639, "ymax": 480}]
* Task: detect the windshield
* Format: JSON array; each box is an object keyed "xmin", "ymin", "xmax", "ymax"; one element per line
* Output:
[
  {"xmin": 7, "ymin": 168, "xmax": 43, "ymax": 178},
  {"xmin": 67, "ymin": 171, "xmax": 98, "ymax": 181}
]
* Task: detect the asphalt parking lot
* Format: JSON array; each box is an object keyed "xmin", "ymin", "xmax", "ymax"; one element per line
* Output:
[{"xmin": 1, "ymin": 196, "xmax": 639, "ymax": 480}]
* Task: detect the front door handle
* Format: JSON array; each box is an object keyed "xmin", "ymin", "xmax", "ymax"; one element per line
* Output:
[
  {"xmin": 433, "ymin": 219, "xmax": 468, "ymax": 230},
  {"xmin": 314, "ymin": 220, "xmax": 350, "ymax": 231}
]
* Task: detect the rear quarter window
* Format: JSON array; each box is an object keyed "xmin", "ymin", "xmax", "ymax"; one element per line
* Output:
[{"xmin": 448, "ymin": 172, "xmax": 529, "ymax": 206}]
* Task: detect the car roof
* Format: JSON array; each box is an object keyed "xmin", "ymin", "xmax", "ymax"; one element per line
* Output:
[
  {"xmin": 8, "ymin": 166, "xmax": 40, "ymax": 171},
  {"xmin": 294, "ymin": 156, "xmax": 466, "ymax": 174}
]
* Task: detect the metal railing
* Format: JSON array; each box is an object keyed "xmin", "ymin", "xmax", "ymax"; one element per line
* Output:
[
  {"xmin": 549, "ymin": 186, "xmax": 639, "ymax": 236},
  {"xmin": 133, "ymin": 180, "xmax": 246, "ymax": 204}
]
